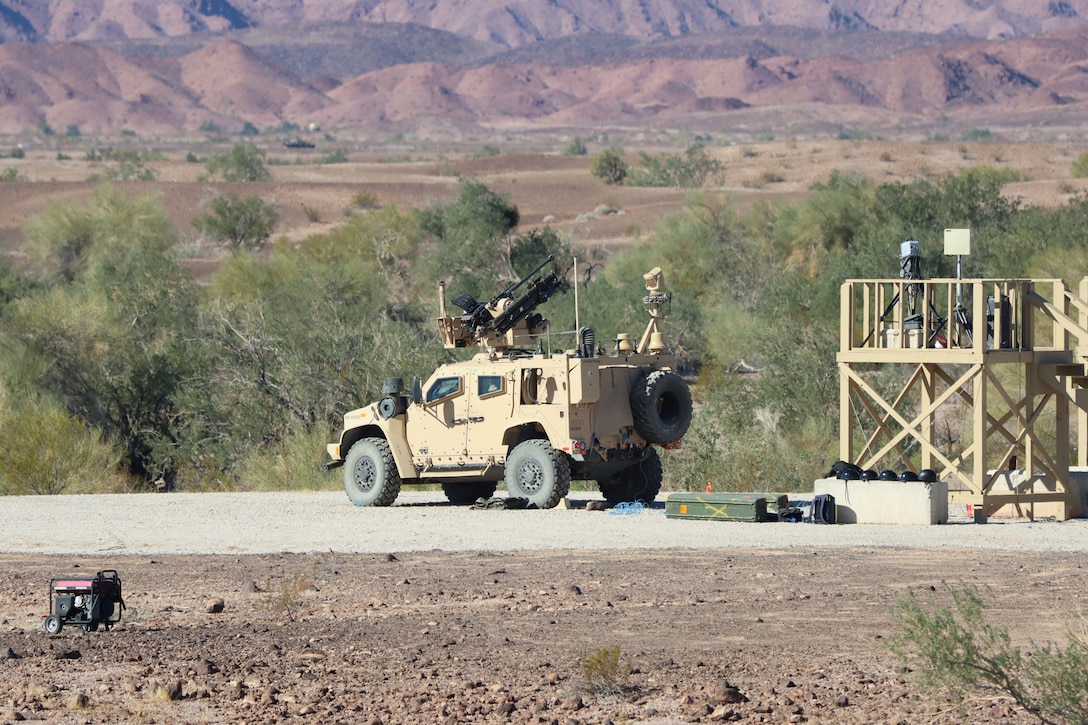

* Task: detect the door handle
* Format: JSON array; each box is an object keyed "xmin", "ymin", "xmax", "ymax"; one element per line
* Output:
[{"xmin": 469, "ymin": 416, "xmax": 484, "ymax": 423}]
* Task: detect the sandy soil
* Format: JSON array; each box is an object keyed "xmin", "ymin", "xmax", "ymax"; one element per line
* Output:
[{"xmin": 1, "ymin": 491, "xmax": 1086, "ymax": 724}]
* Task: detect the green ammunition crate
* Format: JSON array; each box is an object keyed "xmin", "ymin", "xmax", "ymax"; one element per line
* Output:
[{"xmin": 665, "ymin": 492, "xmax": 789, "ymax": 522}]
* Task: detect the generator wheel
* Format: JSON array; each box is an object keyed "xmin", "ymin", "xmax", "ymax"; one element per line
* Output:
[
  {"xmin": 597, "ymin": 448, "xmax": 663, "ymax": 506},
  {"xmin": 343, "ymin": 438, "xmax": 402, "ymax": 507},
  {"xmin": 504, "ymin": 439, "xmax": 570, "ymax": 509},
  {"xmin": 442, "ymin": 482, "xmax": 497, "ymax": 505},
  {"xmin": 630, "ymin": 371, "xmax": 692, "ymax": 445},
  {"xmin": 44, "ymin": 615, "xmax": 62, "ymax": 634},
  {"xmin": 82, "ymin": 622, "xmax": 99, "ymax": 633}
]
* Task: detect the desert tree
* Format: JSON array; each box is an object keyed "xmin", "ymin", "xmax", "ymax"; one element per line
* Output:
[
  {"xmin": 590, "ymin": 148, "xmax": 628, "ymax": 185},
  {"xmin": 203, "ymin": 142, "xmax": 272, "ymax": 182},
  {"xmin": 197, "ymin": 192, "xmax": 279, "ymax": 253}
]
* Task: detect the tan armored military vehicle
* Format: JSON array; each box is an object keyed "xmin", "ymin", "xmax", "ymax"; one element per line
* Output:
[{"xmin": 324, "ymin": 257, "xmax": 692, "ymax": 508}]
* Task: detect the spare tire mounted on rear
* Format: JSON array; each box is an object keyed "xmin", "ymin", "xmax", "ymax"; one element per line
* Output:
[{"xmin": 630, "ymin": 370, "xmax": 692, "ymax": 445}]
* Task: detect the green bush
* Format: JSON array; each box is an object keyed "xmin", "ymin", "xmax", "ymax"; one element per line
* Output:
[
  {"xmin": 203, "ymin": 142, "xmax": 272, "ymax": 182},
  {"xmin": 889, "ymin": 582, "xmax": 1088, "ymax": 724},
  {"xmin": 626, "ymin": 144, "xmax": 722, "ymax": 188},
  {"xmin": 578, "ymin": 644, "xmax": 631, "ymax": 696},
  {"xmin": 564, "ymin": 136, "xmax": 587, "ymax": 156},
  {"xmin": 196, "ymin": 192, "xmax": 278, "ymax": 253},
  {"xmin": 0, "ymin": 395, "xmax": 121, "ymax": 495},
  {"xmin": 1071, "ymin": 151, "xmax": 1088, "ymax": 179},
  {"xmin": 238, "ymin": 428, "xmax": 336, "ymax": 491},
  {"xmin": 319, "ymin": 149, "xmax": 349, "ymax": 164},
  {"xmin": 589, "ymin": 148, "xmax": 627, "ymax": 185}
]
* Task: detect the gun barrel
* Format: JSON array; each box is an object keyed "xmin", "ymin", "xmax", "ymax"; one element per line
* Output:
[{"xmin": 494, "ymin": 255, "xmax": 555, "ymax": 303}]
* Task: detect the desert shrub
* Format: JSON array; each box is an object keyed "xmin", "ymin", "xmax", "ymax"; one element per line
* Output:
[
  {"xmin": 1071, "ymin": 151, "xmax": 1088, "ymax": 179},
  {"xmin": 0, "ymin": 394, "xmax": 121, "ymax": 495},
  {"xmin": 835, "ymin": 126, "xmax": 874, "ymax": 140},
  {"xmin": 0, "ymin": 168, "xmax": 24, "ymax": 182},
  {"xmin": 351, "ymin": 190, "xmax": 380, "ymax": 210},
  {"xmin": 417, "ymin": 178, "xmax": 524, "ymax": 296},
  {"xmin": 197, "ymin": 192, "xmax": 278, "ymax": 253},
  {"xmin": 627, "ymin": 144, "xmax": 722, "ymax": 188},
  {"xmin": 889, "ymin": 582, "xmax": 1088, "ymax": 725},
  {"xmin": 475, "ymin": 144, "xmax": 501, "ymax": 158},
  {"xmin": 319, "ymin": 149, "xmax": 349, "ymax": 164},
  {"xmin": 960, "ymin": 165, "xmax": 1024, "ymax": 185},
  {"xmin": 961, "ymin": 127, "xmax": 993, "ymax": 142},
  {"xmin": 589, "ymin": 149, "xmax": 627, "ymax": 185},
  {"xmin": 261, "ymin": 567, "xmax": 316, "ymax": 618},
  {"xmin": 237, "ymin": 428, "xmax": 335, "ymax": 491},
  {"xmin": 8, "ymin": 147, "xmax": 25, "ymax": 159},
  {"xmin": 239, "ymin": 121, "xmax": 259, "ymax": 136},
  {"xmin": 578, "ymin": 645, "xmax": 632, "ymax": 697},
  {"xmin": 564, "ymin": 136, "xmax": 587, "ymax": 156},
  {"xmin": 203, "ymin": 142, "xmax": 271, "ymax": 182}
]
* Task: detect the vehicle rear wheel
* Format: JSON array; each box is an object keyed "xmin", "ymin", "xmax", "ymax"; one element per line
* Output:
[
  {"xmin": 343, "ymin": 438, "xmax": 402, "ymax": 506},
  {"xmin": 597, "ymin": 448, "xmax": 663, "ymax": 506},
  {"xmin": 630, "ymin": 370, "xmax": 692, "ymax": 445},
  {"xmin": 44, "ymin": 615, "xmax": 62, "ymax": 634},
  {"xmin": 504, "ymin": 439, "xmax": 570, "ymax": 509},
  {"xmin": 442, "ymin": 482, "xmax": 497, "ymax": 505}
]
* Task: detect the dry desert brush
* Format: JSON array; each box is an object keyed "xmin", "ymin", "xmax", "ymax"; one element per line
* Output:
[
  {"xmin": 888, "ymin": 581, "xmax": 1088, "ymax": 724},
  {"xmin": 578, "ymin": 644, "xmax": 636, "ymax": 698}
]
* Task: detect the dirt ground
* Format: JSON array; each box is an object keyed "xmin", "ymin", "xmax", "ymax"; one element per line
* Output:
[
  {"xmin": 1, "ymin": 546, "xmax": 1084, "ymax": 724},
  {"xmin": 1, "ymin": 139, "xmax": 1085, "ymax": 271}
]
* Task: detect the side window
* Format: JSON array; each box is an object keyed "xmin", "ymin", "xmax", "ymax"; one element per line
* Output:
[
  {"xmin": 477, "ymin": 375, "xmax": 504, "ymax": 397},
  {"xmin": 426, "ymin": 376, "xmax": 462, "ymax": 403}
]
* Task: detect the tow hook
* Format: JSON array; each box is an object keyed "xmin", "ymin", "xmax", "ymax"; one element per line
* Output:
[{"xmin": 321, "ymin": 460, "xmax": 344, "ymax": 472}]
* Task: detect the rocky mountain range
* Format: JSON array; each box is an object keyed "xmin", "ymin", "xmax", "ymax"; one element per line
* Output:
[{"xmin": 2, "ymin": 1, "xmax": 1088, "ymax": 137}]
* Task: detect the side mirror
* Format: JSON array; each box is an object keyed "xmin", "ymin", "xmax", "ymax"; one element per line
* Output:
[{"xmin": 411, "ymin": 376, "xmax": 422, "ymax": 405}]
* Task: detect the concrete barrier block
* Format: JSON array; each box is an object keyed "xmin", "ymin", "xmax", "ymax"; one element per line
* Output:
[{"xmin": 812, "ymin": 477, "xmax": 948, "ymax": 525}]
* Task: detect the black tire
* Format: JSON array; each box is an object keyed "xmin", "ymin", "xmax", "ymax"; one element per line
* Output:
[
  {"xmin": 82, "ymin": 622, "xmax": 99, "ymax": 633},
  {"xmin": 598, "ymin": 448, "xmax": 663, "ymax": 506},
  {"xmin": 630, "ymin": 370, "xmax": 692, "ymax": 445},
  {"xmin": 44, "ymin": 615, "xmax": 62, "ymax": 634},
  {"xmin": 343, "ymin": 438, "xmax": 402, "ymax": 507},
  {"xmin": 504, "ymin": 439, "xmax": 570, "ymax": 509},
  {"xmin": 442, "ymin": 482, "xmax": 497, "ymax": 505}
]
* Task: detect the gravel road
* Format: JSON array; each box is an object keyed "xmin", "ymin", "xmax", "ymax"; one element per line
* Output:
[{"xmin": 2, "ymin": 490, "xmax": 1086, "ymax": 555}]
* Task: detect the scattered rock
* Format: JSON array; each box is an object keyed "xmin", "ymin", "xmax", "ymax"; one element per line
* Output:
[
  {"xmin": 204, "ymin": 597, "xmax": 225, "ymax": 614},
  {"xmin": 1, "ymin": 647, "xmax": 18, "ymax": 660},
  {"xmin": 709, "ymin": 679, "xmax": 747, "ymax": 704},
  {"xmin": 194, "ymin": 659, "xmax": 218, "ymax": 675},
  {"xmin": 562, "ymin": 694, "xmax": 584, "ymax": 710},
  {"xmin": 585, "ymin": 501, "xmax": 608, "ymax": 511}
]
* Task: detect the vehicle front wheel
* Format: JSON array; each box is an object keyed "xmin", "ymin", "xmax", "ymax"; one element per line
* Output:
[
  {"xmin": 597, "ymin": 448, "xmax": 663, "ymax": 506},
  {"xmin": 343, "ymin": 438, "xmax": 402, "ymax": 506},
  {"xmin": 504, "ymin": 439, "xmax": 570, "ymax": 509}
]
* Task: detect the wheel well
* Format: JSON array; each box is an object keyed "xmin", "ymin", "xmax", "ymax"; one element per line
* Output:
[
  {"xmin": 503, "ymin": 423, "xmax": 546, "ymax": 449},
  {"xmin": 340, "ymin": 424, "xmax": 385, "ymax": 457}
]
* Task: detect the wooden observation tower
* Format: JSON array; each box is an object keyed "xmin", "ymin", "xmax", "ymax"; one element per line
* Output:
[{"xmin": 838, "ymin": 258, "xmax": 1088, "ymax": 522}]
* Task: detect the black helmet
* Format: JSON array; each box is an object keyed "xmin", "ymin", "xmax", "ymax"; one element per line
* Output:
[
  {"xmin": 879, "ymin": 470, "xmax": 897, "ymax": 481},
  {"xmin": 860, "ymin": 469, "xmax": 878, "ymax": 480},
  {"xmin": 838, "ymin": 468, "xmax": 860, "ymax": 480},
  {"xmin": 899, "ymin": 470, "xmax": 919, "ymax": 482},
  {"xmin": 918, "ymin": 469, "xmax": 938, "ymax": 482}
]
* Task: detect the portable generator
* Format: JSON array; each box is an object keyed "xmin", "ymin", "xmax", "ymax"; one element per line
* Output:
[{"xmin": 44, "ymin": 570, "xmax": 125, "ymax": 633}]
